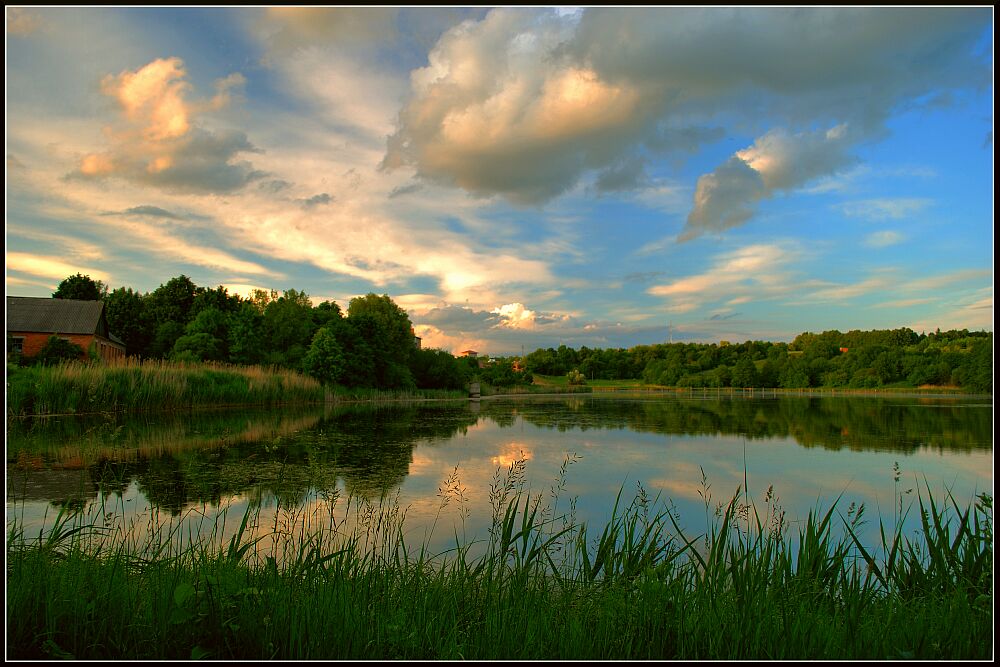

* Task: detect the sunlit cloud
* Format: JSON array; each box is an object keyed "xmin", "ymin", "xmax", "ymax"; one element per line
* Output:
[
  {"xmin": 490, "ymin": 442, "xmax": 534, "ymax": 468},
  {"xmin": 681, "ymin": 125, "xmax": 856, "ymax": 240},
  {"xmin": 71, "ymin": 57, "xmax": 259, "ymax": 194},
  {"xmin": 648, "ymin": 243, "xmax": 801, "ymax": 311},
  {"xmin": 806, "ymin": 276, "xmax": 894, "ymax": 302},
  {"xmin": 7, "ymin": 252, "xmax": 111, "ymax": 283}
]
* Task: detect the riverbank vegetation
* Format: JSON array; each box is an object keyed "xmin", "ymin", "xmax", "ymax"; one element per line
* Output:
[
  {"xmin": 10, "ymin": 273, "xmax": 991, "ymax": 410},
  {"xmin": 6, "ymin": 461, "xmax": 992, "ymax": 660},
  {"xmin": 5, "ymin": 358, "xmax": 324, "ymax": 417},
  {"xmin": 522, "ymin": 328, "xmax": 992, "ymax": 394}
]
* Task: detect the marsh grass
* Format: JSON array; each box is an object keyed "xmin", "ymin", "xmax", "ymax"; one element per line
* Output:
[
  {"xmin": 5, "ymin": 458, "xmax": 993, "ymax": 660},
  {"xmin": 6, "ymin": 358, "xmax": 324, "ymax": 417}
]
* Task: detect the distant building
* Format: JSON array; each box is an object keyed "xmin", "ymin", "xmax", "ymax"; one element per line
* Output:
[
  {"xmin": 6, "ymin": 296, "xmax": 126, "ymax": 361},
  {"xmin": 459, "ymin": 350, "xmax": 478, "ymax": 358},
  {"xmin": 411, "ymin": 327, "xmax": 421, "ymax": 349}
]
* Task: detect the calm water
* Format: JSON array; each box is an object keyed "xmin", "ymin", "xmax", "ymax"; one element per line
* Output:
[{"xmin": 6, "ymin": 394, "xmax": 994, "ymax": 560}]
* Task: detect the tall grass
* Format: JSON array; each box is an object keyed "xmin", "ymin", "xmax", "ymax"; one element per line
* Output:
[
  {"xmin": 7, "ymin": 453, "xmax": 993, "ymax": 660},
  {"xmin": 6, "ymin": 358, "xmax": 324, "ymax": 416}
]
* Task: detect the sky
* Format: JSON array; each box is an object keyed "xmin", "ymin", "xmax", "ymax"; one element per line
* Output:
[{"xmin": 5, "ymin": 6, "xmax": 994, "ymax": 355}]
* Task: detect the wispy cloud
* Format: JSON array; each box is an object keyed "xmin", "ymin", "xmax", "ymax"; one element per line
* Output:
[
  {"xmin": 840, "ymin": 198, "xmax": 931, "ymax": 221},
  {"xmin": 647, "ymin": 243, "xmax": 802, "ymax": 311},
  {"xmin": 7, "ymin": 251, "xmax": 111, "ymax": 283},
  {"xmin": 864, "ymin": 230, "xmax": 905, "ymax": 247}
]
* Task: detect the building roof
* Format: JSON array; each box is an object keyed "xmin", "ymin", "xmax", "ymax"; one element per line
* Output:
[{"xmin": 6, "ymin": 296, "xmax": 124, "ymax": 345}]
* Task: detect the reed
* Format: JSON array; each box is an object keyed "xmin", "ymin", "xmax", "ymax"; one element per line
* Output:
[
  {"xmin": 6, "ymin": 358, "xmax": 324, "ymax": 416},
  {"xmin": 5, "ymin": 462, "xmax": 992, "ymax": 660}
]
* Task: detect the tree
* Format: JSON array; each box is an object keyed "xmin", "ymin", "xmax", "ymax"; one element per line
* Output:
[
  {"xmin": 143, "ymin": 275, "xmax": 198, "ymax": 357},
  {"xmin": 328, "ymin": 318, "xmax": 376, "ymax": 387},
  {"xmin": 346, "ymin": 293, "xmax": 415, "ymax": 362},
  {"xmin": 731, "ymin": 356, "xmax": 760, "ymax": 388},
  {"xmin": 262, "ymin": 289, "xmax": 315, "ymax": 368},
  {"xmin": 410, "ymin": 348, "xmax": 470, "ymax": 390},
  {"xmin": 53, "ymin": 273, "xmax": 107, "ymax": 301},
  {"xmin": 170, "ymin": 307, "xmax": 229, "ymax": 361},
  {"xmin": 346, "ymin": 294, "xmax": 417, "ymax": 389},
  {"xmin": 227, "ymin": 303, "xmax": 265, "ymax": 365},
  {"xmin": 104, "ymin": 286, "xmax": 148, "ymax": 357},
  {"xmin": 303, "ymin": 326, "xmax": 346, "ymax": 386}
]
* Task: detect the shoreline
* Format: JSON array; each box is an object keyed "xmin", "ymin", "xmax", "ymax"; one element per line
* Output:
[{"xmin": 7, "ymin": 385, "xmax": 990, "ymax": 420}]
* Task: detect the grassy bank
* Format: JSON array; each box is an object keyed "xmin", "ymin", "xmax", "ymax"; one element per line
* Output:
[
  {"xmin": 532, "ymin": 374, "xmax": 981, "ymax": 397},
  {"xmin": 6, "ymin": 468, "xmax": 992, "ymax": 660},
  {"xmin": 483, "ymin": 382, "xmax": 592, "ymax": 396},
  {"xmin": 5, "ymin": 359, "xmax": 324, "ymax": 417}
]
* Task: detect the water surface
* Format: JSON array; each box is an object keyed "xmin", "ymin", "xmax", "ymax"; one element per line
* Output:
[{"xmin": 6, "ymin": 394, "xmax": 993, "ymax": 560}]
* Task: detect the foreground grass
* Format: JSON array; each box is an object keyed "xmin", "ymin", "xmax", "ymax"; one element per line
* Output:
[
  {"xmin": 6, "ymin": 463, "xmax": 992, "ymax": 661},
  {"xmin": 5, "ymin": 359, "xmax": 324, "ymax": 416}
]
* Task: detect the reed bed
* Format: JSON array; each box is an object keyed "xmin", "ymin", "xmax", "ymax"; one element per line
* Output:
[
  {"xmin": 6, "ymin": 358, "xmax": 324, "ymax": 416},
  {"xmin": 5, "ymin": 458, "xmax": 992, "ymax": 661}
]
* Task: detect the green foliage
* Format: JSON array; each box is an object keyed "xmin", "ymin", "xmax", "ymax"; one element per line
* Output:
[
  {"xmin": 303, "ymin": 326, "xmax": 346, "ymax": 386},
  {"xmin": 32, "ymin": 336, "xmax": 85, "ymax": 366},
  {"xmin": 52, "ymin": 273, "xmax": 107, "ymax": 301},
  {"xmin": 523, "ymin": 329, "xmax": 991, "ymax": 393},
  {"xmin": 47, "ymin": 273, "xmax": 991, "ymax": 394},
  {"xmin": 104, "ymin": 287, "xmax": 147, "ymax": 357},
  {"xmin": 731, "ymin": 356, "xmax": 760, "ymax": 388},
  {"xmin": 478, "ymin": 357, "xmax": 531, "ymax": 388},
  {"xmin": 263, "ymin": 289, "xmax": 316, "ymax": 368},
  {"xmin": 566, "ymin": 369, "xmax": 587, "ymax": 385},
  {"xmin": 410, "ymin": 348, "xmax": 471, "ymax": 390},
  {"xmin": 5, "ymin": 359, "xmax": 323, "ymax": 416},
  {"xmin": 227, "ymin": 304, "xmax": 265, "ymax": 366}
]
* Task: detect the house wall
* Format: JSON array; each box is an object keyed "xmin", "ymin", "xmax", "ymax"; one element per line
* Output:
[{"xmin": 8, "ymin": 331, "xmax": 125, "ymax": 361}]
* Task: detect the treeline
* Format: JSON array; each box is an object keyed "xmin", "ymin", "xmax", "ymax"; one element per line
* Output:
[
  {"xmin": 28, "ymin": 274, "xmax": 992, "ymax": 394},
  {"xmin": 25, "ymin": 273, "xmax": 477, "ymax": 392},
  {"xmin": 522, "ymin": 327, "xmax": 992, "ymax": 393}
]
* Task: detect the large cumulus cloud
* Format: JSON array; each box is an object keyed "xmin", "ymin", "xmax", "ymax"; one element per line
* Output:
[{"xmin": 384, "ymin": 7, "xmax": 991, "ymax": 225}]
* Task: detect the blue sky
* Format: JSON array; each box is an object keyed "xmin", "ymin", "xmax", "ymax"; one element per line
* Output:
[{"xmin": 5, "ymin": 7, "xmax": 993, "ymax": 354}]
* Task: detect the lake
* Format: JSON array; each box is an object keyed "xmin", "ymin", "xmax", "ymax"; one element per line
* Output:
[{"xmin": 6, "ymin": 393, "xmax": 993, "ymax": 562}]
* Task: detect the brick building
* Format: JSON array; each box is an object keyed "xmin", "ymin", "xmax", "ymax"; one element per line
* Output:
[{"xmin": 6, "ymin": 296, "xmax": 126, "ymax": 361}]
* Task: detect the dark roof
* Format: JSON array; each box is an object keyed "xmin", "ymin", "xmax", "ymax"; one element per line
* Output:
[{"xmin": 6, "ymin": 296, "xmax": 124, "ymax": 345}]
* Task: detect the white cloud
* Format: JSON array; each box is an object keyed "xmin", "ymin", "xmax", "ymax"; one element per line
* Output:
[
  {"xmin": 864, "ymin": 230, "xmax": 905, "ymax": 248},
  {"xmin": 385, "ymin": 7, "xmax": 989, "ymax": 210},
  {"xmin": 680, "ymin": 125, "xmax": 857, "ymax": 240}
]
